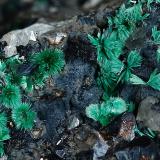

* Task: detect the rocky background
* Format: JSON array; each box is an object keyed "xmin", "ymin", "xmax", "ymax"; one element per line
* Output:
[{"xmin": 0, "ymin": 0, "xmax": 160, "ymax": 160}]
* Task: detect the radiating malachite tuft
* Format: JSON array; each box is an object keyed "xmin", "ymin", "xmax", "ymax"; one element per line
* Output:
[
  {"xmin": 32, "ymin": 49, "xmax": 65, "ymax": 76},
  {"xmin": 12, "ymin": 103, "xmax": 36, "ymax": 130},
  {"xmin": 0, "ymin": 84, "xmax": 21, "ymax": 108},
  {"xmin": 86, "ymin": 97, "xmax": 127, "ymax": 126}
]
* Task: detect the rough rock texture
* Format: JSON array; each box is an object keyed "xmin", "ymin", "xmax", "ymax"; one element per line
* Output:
[
  {"xmin": 0, "ymin": 0, "xmax": 123, "ymax": 36},
  {"xmin": 2, "ymin": 23, "xmax": 54, "ymax": 47},
  {"xmin": 115, "ymin": 137, "xmax": 160, "ymax": 160},
  {"xmin": 1, "ymin": 1, "xmax": 160, "ymax": 160},
  {"xmin": 137, "ymin": 96, "xmax": 160, "ymax": 132},
  {"xmin": 31, "ymin": 59, "xmax": 102, "ymax": 141},
  {"xmin": 1, "ymin": 9, "xmax": 104, "ymax": 159},
  {"xmin": 117, "ymin": 113, "xmax": 136, "ymax": 142}
]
